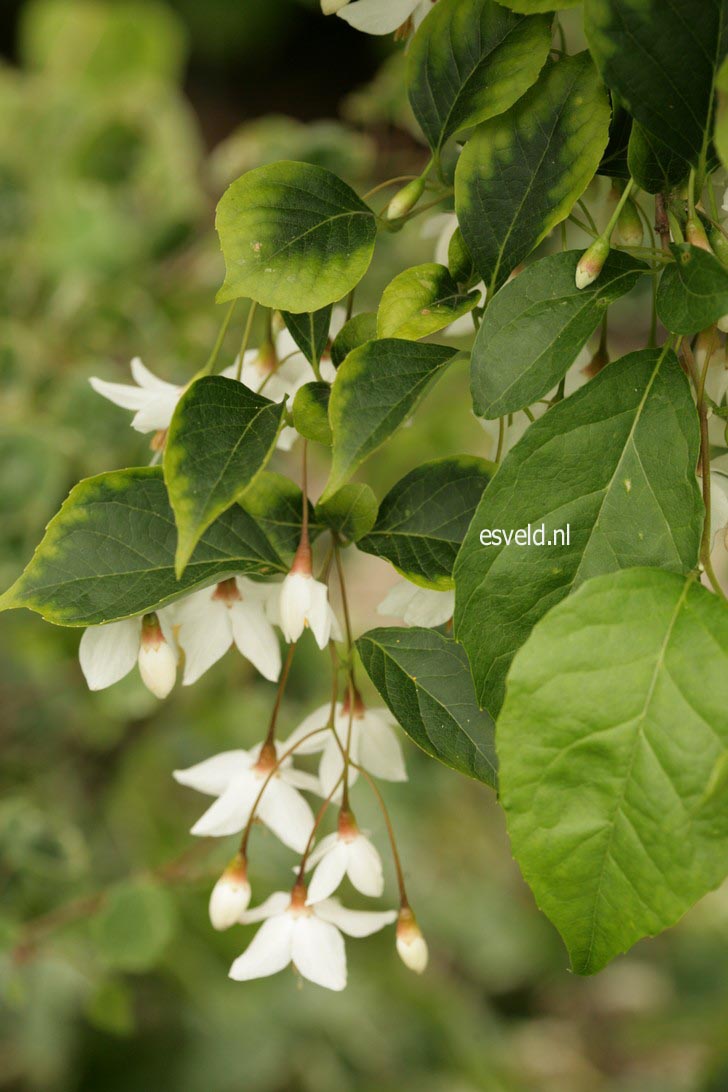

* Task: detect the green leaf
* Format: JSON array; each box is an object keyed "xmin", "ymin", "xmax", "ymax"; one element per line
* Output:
[
  {"xmin": 216, "ymin": 161, "xmax": 377, "ymax": 312},
  {"xmin": 496, "ymin": 0, "xmax": 581, "ymax": 9},
  {"xmin": 92, "ymin": 881, "xmax": 175, "ymax": 972},
  {"xmin": 470, "ymin": 250, "xmax": 645, "ymax": 418},
  {"xmin": 627, "ymin": 121, "xmax": 689, "ymax": 194},
  {"xmin": 0, "ymin": 468, "xmax": 285, "ymax": 626},
  {"xmin": 292, "ymin": 382, "xmax": 332, "ymax": 446},
  {"xmin": 498, "ymin": 568, "xmax": 728, "ymax": 975},
  {"xmin": 455, "ymin": 348, "xmax": 703, "ymax": 714},
  {"xmin": 357, "ymin": 627, "xmax": 497, "ymax": 787},
  {"xmin": 330, "ymin": 312, "xmax": 377, "ymax": 368},
  {"xmin": 240, "ymin": 470, "xmax": 319, "ymax": 563},
  {"xmin": 407, "ymin": 0, "xmax": 552, "ymax": 154},
  {"xmin": 455, "ymin": 53, "xmax": 610, "ymax": 293},
  {"xmin": 280, "ymin": 306, "xmax": 333, "ymax": 367},
  {"xmin": 164, "ymin": 376, "xmax": 284, "ymax": 576},
  {"xmin": 584, "ymin": 0, "xmax": 728, "ymax": 164},
  {"xmin": 377, "ymin": 263, "xmax": 479, "ymax": 340},
  {"xmin": 322, "ymin": 339, "xmax": 459, "ymax": 501},
  {"xmin": 358, "ymin": 457, "xmax": 491, "ymax": 590},
  {"xmin": 715, "ymin": 55, "xmax": 728, "ymax": 169},
  {"xmin": 656, "ymin": 243, "xmax": 728, "ymax": 335},
  {"xmin": 315, "ymin": 484, "xmax": 378, "ymax": 543}
]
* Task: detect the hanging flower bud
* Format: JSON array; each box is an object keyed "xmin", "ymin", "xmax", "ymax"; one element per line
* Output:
[
  {"xmin": 209, "ymin": 854, "xmax": 251, "ymax": 930},
  {"xmin": 386, "ymin": 177, "xmax": 426, "ymax": 222},
  {"xmin": 396, "ymin": 906, "xmax": 428, "ymax": 974},
  {"xmin": 138, "ymin": 612, "xmax": 177, "ymax": 699},
  {"xmin": 614, "ymin": 198, "xmax": 643, "ymax": 247},
  {"xmin": 575, "ymin": 235, "xmax": 610, "ymax": 290},
  {"xmin": 685, "ymin": 216, "xmax": 712, "ymax": 252}
]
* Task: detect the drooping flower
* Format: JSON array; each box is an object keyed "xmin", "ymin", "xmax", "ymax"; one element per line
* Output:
[
  {"xmin": 304, "ymin": 809, "xmax": 384, "ymax": 903},
  {"xmin": 396, "ymin": 906, "xmax": 429, "ymax": 973},
  {"xmin": 229, "ymin": 885, "xmax": 397, "ymax": 991},
  {"xmin": 89, "ymin": 357, "xmax": 182, "ymax": 435},
  {"xmin": 275, "ymin": 540, "xmax": 341, "ymax": 649},
  {"xmin": 377, "ymin": 579, "xmax": 454, "ymax": 627},
  {"xmin": 174, "ymin": 577, "xmax": 281, "ymax": 685},
  {"xmin": 79, "ymin": 609, "xmax": 178, "ymax": 698},
  {"xmin": 209, "ymin": 854, "xmax": 251, "ymax": 931},
  {"xmin": 284, "ymin": 694, "xmax": 407, "ymax": 799},
  {"xmin": 173, "ymin": 743, "xmax": 320, "ymax": 852},
  {"xmin": 325, "ymin": 0, "xmax": 436, "ymax": 37}
]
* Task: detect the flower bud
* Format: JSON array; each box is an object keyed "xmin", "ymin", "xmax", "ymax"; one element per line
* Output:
[
  {"xmin": 708, "ymin": 224, "xmax": 728, "ymax": 269},
  {"xmin": 386, "ymin": 177, "xmax": 426, "ymax": 222},
  {"xmin": 685, "ymin": 216, "xmax": 711, "ymax": 252},
  {"xmin": 209, "ymin": 855, "xmax": 251, "ymax": 930},
  {"xmin": 575, "ymin": 235, "xmax": 610, "ymax": 290},
  {"xmin": 138, "ymin": 613, "xmax": 177, "ymax": 699},
  {"xmin": 396, "ymin": 907, "xmax": 428, "ymax": 974},
  {"xmin": 614, "ymin": 198, "xmax": 643, "ymax": 248}
]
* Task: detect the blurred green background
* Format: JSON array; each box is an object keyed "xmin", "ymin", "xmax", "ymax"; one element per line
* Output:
[{"xmin": 2, "ymin": 3, "xmax": 728, "ymax": 1091}]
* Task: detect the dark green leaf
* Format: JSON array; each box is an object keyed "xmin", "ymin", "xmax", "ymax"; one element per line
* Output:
[
  {"xmin": 165, "ymin": 376, "xmax": 285, "ymax": 576},
  {"xmin": 584, "ymin": 0, "xmax": 728, "ymax": 163},
  {"xmin": 292, "ymin": 382, "xmax": 332, "ymax": 446},
  {"xmin": 407, "ymin": 0, "xmax": 552, "ymax": 154},
  {"xmin": 656, "ymin": 243, "xmax": 728, "ymax": 335},
  {"xmin": 627, "ymin": 122, "xmax": 689, "ymax": 194},
  {"xmin": 358, "ymin": 457, "xmax": 491, "ymax": 589},
  {"xmin": 0, "ymin": 468, "xmax": 285, "ymax": 626},
  {"xmin": 498, "ymin": 568, "xmax": 728, "ymax": 974},
  {"xmin": 280, "ymin": 306, "xmax": 333, "ymax": 367},
  {"xmin": 357, "ymin": 627, "xmax": 497, "ymax": 786},
  {"xmin": 92, "ymin": 881, "xmax": 175, "ymax": 972},
  {"xmin": 322, "ymin": 339, "xmax": 459, "ymax": 501},
  {"xmin": 216, "ymin": 161, "xmax": 377, "ymax": 312},
  {"xmin": 496, "ymin": 0, "xmax": 581, "ymax": 9},
  {"xmin": 596, "ymin": 102, "xmax": 632, "ymax": 179},
  {"xmin": 315, "ymin": 484, "xmax": 378, "ymax": 543},
  {"xmin": 240, "ymin": 470, "xmax": 320, "ymax": 563},
  {"xmin": 330, "ymin": 312, "xmax": 378, "ymax": 368},
  {"xmin": 470, "ymin": 250, "xmax": 645, "ymax": 418},
  {"xmin": 377, "ymin": 263, "xmax": 479, "ymax": 340},
  {"xmin": 455, "ymin": 53, "xmax": 610, "ymax": 293},
  {"xmin": 455, "ymin": 348, "xmax": 703, "ymax": 714}
]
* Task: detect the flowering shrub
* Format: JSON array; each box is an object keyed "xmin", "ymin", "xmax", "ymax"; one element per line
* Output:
[{"xmin": 4, "ymin": 0, "xmax": 728, "ymax": 998}]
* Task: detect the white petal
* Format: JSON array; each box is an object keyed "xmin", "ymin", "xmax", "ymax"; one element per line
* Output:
[
  {"xmin": 88, "ymin": 376, "xmax": 151, "ymax": 411},
  {"xmin": 282, "ymin": 703, "xmax": 333, "ymax": 755},
  {"xmin": 130, "ymin": 357, "xmax": 178, "ymax": 391},
  {"xmin": 710, "ymin": 472, "xmax": 728, "ymax": 544},
  {"xmin": 189, "ymin": 773, "xmax": 259, "ymax": 837},
  {"xmin": 229, "ymin": 915, "xmax": 294, "ymax": 981},
  {"xmin": 358, "ymin": 713, "xmax": 407, "ymax": 782},
  {"xmin": 209, "ymin": 874, "xmax": 251, "ymax": 930},
  {"xmin": 412, "ymin": 0, "xmax": 436, "ymax": 31},
  {"xmin": 282, "ymin": 767, "xmax": 324, "ymax": 795},
  {"xmin": 276, "ymin": 425, "xmax": 299, "ymax": 452},
  {"xmin": 173, "ymin": 749, "xmax": 253, "ymax": 795},
  {"xmin": 406, "ymin": 587, "xmax": 454, "ymax": 627},
  {"xmin": 304, "ymin": 832, "xmax": 339, "ymax": 870},
  {"xmin": 230, "ymin": 601, "xmax": 281, "ymax": 682},
  {"xmin": 291, "ymin": 917, "xmax": 346, "ymax": 991},
  {"xmin": 377, "ymin": 579, "xmax": 420, "ymax": 619},
  {"xmin": 79, "ymin": 618, "xmax": 140, "ymax": 690},
  {"xmin": 130, "ymin": 391, "xmax": 180, "ymax": 433},
  {"xmin": 314, "ymin": 899, "xmax": 397, "ymax": 937},
  {"xmin": 238, "ymin": 890, "xmax": 291, "ymax": 924},
  {"xmin": 318, "ymin": 736, "xmax": 347, "ymax": 799},
  {"xmin": 279, "ymin": 572, "xmax": 312, "ymax": 643},
  {"xmin": 177, "ymin": 594, "xmax": 233, "ymax": 685},
  {"xmin": 137, "ymin": 638, "xmax": 177, "ymax": 699},
  {"xmin": 257, "ymin": 778, "xmax": 315, "ymax": 852},
  {"xmin": 307, "ymin": 842, "xmax": 349, "ymax": 904},
  {"xmin": 338, "ymin": 0, "xmax": 420, "ymax": 34},
  {"xmin": 346, "ymin": 835, "xmax": 384, "ymax": 897},
  {"xmin": 306, "ymin": 580, "xmax": 333, "ymax": 649}
]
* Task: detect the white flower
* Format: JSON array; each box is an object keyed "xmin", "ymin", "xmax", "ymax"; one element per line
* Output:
[
  {"xmin": 79, "ymin": 609, "xmax": 177, "ymax": 698},
  {"xmin": 209, "ymin": 856, "xmax": 251, "ymax": 930},
  {"xmin": 396, "ymin": 908, "xmax": 428, "ymax": 974},
  {"xmin": 378, "ymin": 579, "xmax": 454, "ymax": 627},
  {"xmin": 173, "ymin": 743, "xmax": 320, "ymax": 852},
  {"xmin": 703, "ymin": 470, "xmax": 728, "ymax": 597},
  {"xmin": 304, "ymin": 815, "xmax": 384, "ymax": 903},
  {"xmin": 284, "ymin": 699, "xmax": 406, "ymax": 799},
  {"xmin": 277, "ymin": 570, "xmax": 340, "ymax": 649},
  {"xmin": 229, "ymin": 886, "xmax": 397, "ymax": 991},
  {"xmin": 89, "ymin": 357, "xmax": 181, "ymax": 435},
  {"xmin": 174, "ymin": 577, "xmax": 281, "ymax": 685},
  {"xmin": 330, "ymin": 0, "xmax": 436, "ymax": 36}
]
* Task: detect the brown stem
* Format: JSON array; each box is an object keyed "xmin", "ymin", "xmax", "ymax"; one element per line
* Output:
[
  {"xmin": 295, "ymin": 775, "xmax": 344, "ymax": 885},
  {"xmin": 655, "ymin": 194, "xmax": 671, "ymax": 252},
  {"xmin": 263, "ymin": 642, "xmax": 297, "ymax": 750}
]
